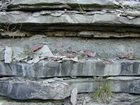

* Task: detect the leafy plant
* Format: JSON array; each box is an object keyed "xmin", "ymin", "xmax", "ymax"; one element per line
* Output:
[{"xmin": 93, "ymin": 77, "xmax": 113, "ymax": 103}]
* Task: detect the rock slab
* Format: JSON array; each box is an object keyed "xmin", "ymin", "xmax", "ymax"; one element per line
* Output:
[
  {"xmin": 66, "ymin": 77, "xmax": 140, "ymax": 94},
  {"xmin": 0, "ymin": 60, "xmax": 140, "ymax": 78},
  {"xmin": 0, "ymin": 78, "xmax": 70, "ymax": 100}
]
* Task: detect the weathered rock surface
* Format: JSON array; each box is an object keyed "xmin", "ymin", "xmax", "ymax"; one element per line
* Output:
[
  {"xmin": 70, "ymin": 88, "xmax": 78, "ymax": 105},
  {"xmin": 4, "ymin": 46, "xmax": 12, "ymax": 63},
  {"xmin": 5, "ymin": 0, "xmax": 118, "ymax": 11},
  {"xmin": 0, "ymin": 60, "xmax": 140, "ymax": 78},
  {"xmin": 0, "ymin": 0, "xmax": 140, "ymax": 104},
  {"xmin": 77, "ymin": 93, "xmax": 140, "ymax": 105},
  {"xmin": 0, "ymin": 37, "xmax": 140, "ymax": 58},
  {"xmin": 0, "ymin": 93, "xmax": 140, "ymax": 105},
  {"xmin": 0, "ymin": 10, "xmax": 140, "ymax": 25},
  {"xmin": 0, "ymin": 0, "xmax": 140, "ymax": 37},
  {"xmin": 0, "ymin": 78, "xmax": 70, "ymax": 100},
  {"xmin": 0, "ymin": 10, "xmax": 140, "ymax": 35},
  {"xmin": 5, "ymin": 0, "xmax": 140, "ymax": 11},
  {"xmin": 108, "ymin": 77, "xmax": 140, "ymax": 94},
  {"xmin": 0, "ymin": 76, "xmax": 139, "ymax": 100},
  {"xmin": 66, "ymin": 77, "xmax": 140, "ymax": 94}
]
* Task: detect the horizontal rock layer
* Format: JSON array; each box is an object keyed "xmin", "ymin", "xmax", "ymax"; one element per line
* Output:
[
  {"xmin": 4, "ymin": 0, "xmax": 140, "ymax": 11},
  {"xmin": 0, "ymin": 60, "xmax": 140, "ymax": 78},
  {"xmin": 0, "ymin": 77, "xmax": 140, "ymax": 100},
  {"xmin": 1, "ymin": 37, "xmax": 140, "ymax": 58},
  {"xmin": 0, "ymin": 10, "xmax": 140, "ymax": 35},
  {"xmin": 67, "ymin": 77, "xmax": 140, "ymax": 94},
  {"xmin": 0, "ymin": 93, "xmax": 140, "ymax": 105},
  {"xmin": 0, "ymin": 0, "xmax": 140, "ymax": 38},
  {"xmin": 0, "ymin": 10, "xmax": 140, "ymax": 25},
  {"xmin": 0, "ymin": 78, "xmax": 70, "ymax": 100}
]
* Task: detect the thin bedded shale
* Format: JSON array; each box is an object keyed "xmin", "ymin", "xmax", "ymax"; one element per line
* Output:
[{"xmin": 0, "ymin": 0, "xmax": 140, "ymax": 105}]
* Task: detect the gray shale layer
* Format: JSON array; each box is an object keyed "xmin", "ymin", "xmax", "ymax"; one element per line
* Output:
[{"xmin": 0, "ymin": 0, "xmax": 140, "ymax": 105}]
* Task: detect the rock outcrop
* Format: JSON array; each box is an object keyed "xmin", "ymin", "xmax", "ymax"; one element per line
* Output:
[
  {"xmin": 0, "ymin": 78, "xmax": 70, "ymax": 100},
  {"xmin": 0, "ymin": 60, "xmax": 140, "ymax": 78},
  {"xmin": 0, "ymin": 0, "xmax": 140, "ymax": 37},
  {"xmin": 0, "ymin": 0, "xmax": 140, "ymax": 105}
]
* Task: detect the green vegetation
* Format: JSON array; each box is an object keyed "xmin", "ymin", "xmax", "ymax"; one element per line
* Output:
[
  {"xmin": 93, "ymin": 77, "xmax": 113, "ymax": 103},
  {"xmin": 77, "ymin": 3, "xmax": 85, "ymax": 13},
  {"xmin": 19, "ymin": 49, "xmax": 35, "ymax": 57}
]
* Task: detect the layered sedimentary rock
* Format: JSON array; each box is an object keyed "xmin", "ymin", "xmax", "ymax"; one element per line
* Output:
[
  {"xmin": 0, "ymin": 77, "xmax": 139, "ymax": 100},
  {"xmin": 0, "ymin": 60, "xmax": 140, "ymax": 78},
  {"xmin": 0, "ymin": 0, "xmax": 140, "ymax": 37},
  {"xmin": 0, "ymin": 78, "xmax": 70, "ymax": 100},
  {"xmin": 5, "ymin": 0, "xmax": 140, "ymax": 10},
  {"xmin": 0, "ymin": 0, "xmax": 140, "ymax": 104}
]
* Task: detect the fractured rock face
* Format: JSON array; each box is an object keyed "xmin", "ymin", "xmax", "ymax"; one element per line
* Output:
[{"xmin": 0, "ymin": 78, "xmax": 70, "ymax": 100}]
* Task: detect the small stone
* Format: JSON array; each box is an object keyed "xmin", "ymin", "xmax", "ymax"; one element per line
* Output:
[
  {"xmin": 12, "ymin": 47, "xmax": 28, "ymax": 62},
  {"xmin": 83, "ymin": 96, "xmax": 91, "ymax": 104},
  {"xmin": 71, "ymin": 57, "xmax": 79, "ymax": 62},
  {"xmin": 46, "ymin": 79, "xmax": 55, "ymax": 83},
  {"xmin": 51, "ymin": 11, "xmax": 64, "ymax": 17},
  {"xmin": 54, "ymin": 77, "xmax": 64, "ymax": 81},
  {"xmin": 66, "ymin": 53, "xmax": 75, "ymax": 58},
  {"xmin": 37, "ymin": 45, "xmax": 54, "ymax": 58},
  {"xmin": 27, "ymin": 60, "xmax": 34, "ymax": 64},
  {"xmin": 84, "ymin": 50, "xmax": 96, "ymax": 57},
  {"xmin": 31, "ymin": 44, "xmax": 44, "ymax": 52},
  {"xmin": 107, "ymin": 76, "xmax": 140, "ymax": 81},
  {"xmin": 4, "ymin": 46, "xmax": 12, "ymax": 63},
  {"xmin": 71, "ymin": 88, "xmax": 78, "ymax": 105},
  {"xmin": 62, "ymin": 57, "xmax": 71, "ymax": 61},
  {"xmin": 33, "ymin": 56, "xmax": 40, "ymax": 63}
]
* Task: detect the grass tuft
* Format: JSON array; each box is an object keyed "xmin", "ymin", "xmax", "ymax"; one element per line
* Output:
[{"xmin": 93, "ymin": 77, "xmax": 113, "ymax": 103}]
